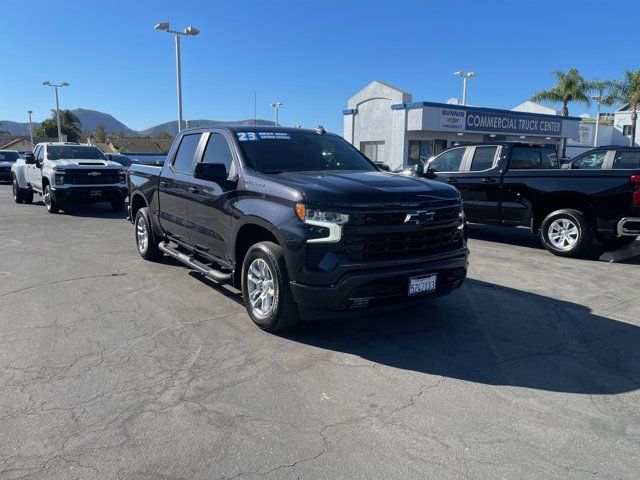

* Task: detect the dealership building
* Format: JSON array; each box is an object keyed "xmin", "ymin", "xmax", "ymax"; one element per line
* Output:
[{"xmin": 343, "ymin": 81, "xmax": 582, "ymax": 169}]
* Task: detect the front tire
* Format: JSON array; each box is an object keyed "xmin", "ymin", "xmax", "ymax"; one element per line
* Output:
[
  {"xmin": 540, "ymin": 209, "xmax": 592, "ymax": 258},
  {"xmin": 43, "ymin": 185, "xmax": 59, "ymax": 213},
  {"xmin": 135, "ymin": 207, "xmax": 163, "ymax": 261},
  {"xmin": 596, "ymin": 233, "xmax": 637, "ymax": 249},
  {"xmin": 12, "ymin": 178, "xmax": 24, "ymax": 204},
  {"xmin": 241, "ymin": 241, "xmax": 300, "ymax": 332}
]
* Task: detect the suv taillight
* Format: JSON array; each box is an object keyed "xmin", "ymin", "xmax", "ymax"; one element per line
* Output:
[{"xmin": 632, "ymin": 175, "xmax": 640, "ymax": 207}]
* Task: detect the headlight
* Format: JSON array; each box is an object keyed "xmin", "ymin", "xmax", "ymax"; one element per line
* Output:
[
  {"xmin": 295, "ymin": 203, "xmax": 349, "ymax": 225},
  {"xmin": 55, "ymin": 175, "xmax": 65, "ymax": 185}
]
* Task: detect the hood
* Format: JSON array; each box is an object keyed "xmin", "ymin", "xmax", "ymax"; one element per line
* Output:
[
  {"xmin": 260, "ymin": 170, "xmax": 460, "ymax": 207},
  {"xmin": 0, "ymin": 161, "xmax": 16, "ymax": 167},
  {"xmin": 52, "ymin": 159, "xmax": 123, "ymax": 169}
]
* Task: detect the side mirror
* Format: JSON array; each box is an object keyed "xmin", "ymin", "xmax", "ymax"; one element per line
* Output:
[
  {"xmin": 376, "ymin": 163, "xmax": 390, "ymax": 171},
  {"xmin": 193, "ymin": 162, "xmax": 227, "ymax": 182},
  {"xmin": 561, "ymin": 163, "xmax": 573, "ymax": 170},
  {"xmin": 25, "ymin": 152, "xmax": 35, "ymax": 165},
  {"xmin": 105, "ymin": 154, "xmax": 112, "ymax": 160},
  {"xmin": 422, "ymin": 164, "xmax": 437, "ymax": 179}
]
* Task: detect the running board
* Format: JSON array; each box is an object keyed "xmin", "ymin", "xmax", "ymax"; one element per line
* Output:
[{"xmin": 158, "ymin": 242, "xmax": 232, "ymax": 282}]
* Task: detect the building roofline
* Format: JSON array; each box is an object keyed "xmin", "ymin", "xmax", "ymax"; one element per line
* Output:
[{"xmin": 391, "ymin": 101, "xmax": 582, "ymax": 122}]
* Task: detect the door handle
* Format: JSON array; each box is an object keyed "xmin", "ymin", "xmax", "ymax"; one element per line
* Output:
[
  {"xmin": 446, "ymin": 177, "xmax": 458, "ymax": 184},
  {"xmin": 188, "ymin": 186, "xmax": 199, "ymax": 194},
  {"xmin": 159, "ymin": 181, "xmax": 169, "ymax": 188},
  {"xmin": 481, "ymin": 177, "xmax": 496, "ymax": 184}
]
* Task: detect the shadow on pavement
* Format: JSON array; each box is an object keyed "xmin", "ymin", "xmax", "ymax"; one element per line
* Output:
[
  {"xmin": 58, "ymin": 202, "xmax": 128, "ymax": 220},
  {"xmin": 283, "ymin": 278, "xmax": 640, "ymax": 395},
  {"xmin": 468, "ymin": 223, "xmax": 639, "ymax": 262}
]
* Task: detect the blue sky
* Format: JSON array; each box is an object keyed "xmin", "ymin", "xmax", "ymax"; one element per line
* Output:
[{"xmin": 2, "ymin": 0, "xmax": 638, "ymax": 133}]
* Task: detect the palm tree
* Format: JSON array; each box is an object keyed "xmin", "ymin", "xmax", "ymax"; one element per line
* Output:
[
  {"xmin": 531, "ymin": 68, "xmax": 592, "ymax": 157},
  {"xmin": 611, "ymin": 70, "xmax": 640, "ymax": 146}
]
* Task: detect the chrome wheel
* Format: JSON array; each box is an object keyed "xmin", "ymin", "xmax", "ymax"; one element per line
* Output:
[
  {"xmin": 43, "ymin": 187, "xmax": 51, "ymax": 208},
  {"xmin": 12, "ymin": 180, "xmax": 18, "ymax": 201},
  {"xmin": 136, "ymin": 216, "xmax": 149, "ymax": 254},
  {"xmin": 548, "ymin": 218, "xmax": 579, "ymax": 251},
  {"xmin": 246, "ymin": 258, "xmax": 276, "ymax": 318}
]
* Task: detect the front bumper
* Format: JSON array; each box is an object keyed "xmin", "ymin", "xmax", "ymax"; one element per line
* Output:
[
  {"xmin": 290, "ymin": 252, "xmax": 468, "ymax": 317},
  {"xmin": 617, "ymin": 217, "xmax": 640, "ymax": 236},
  {"xmin": 51, "ymin": 186, "xmax": 128, "ymax": 203}
]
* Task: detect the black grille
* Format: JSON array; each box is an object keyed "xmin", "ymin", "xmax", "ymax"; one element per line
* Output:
[
  {"xmin": 349, "ymin": 203, "xmax": 462, "ymax": 226},
  {"xmin": 64, "ymin": 169, "xmax": 121, "ymax": 185},
  {"xmin": 340, "ymin": 225, "xmax": 463, "ymax": 262},
  {"xmin": 0, "ymin": 166, "xmax": 10, "ymax": 172}
]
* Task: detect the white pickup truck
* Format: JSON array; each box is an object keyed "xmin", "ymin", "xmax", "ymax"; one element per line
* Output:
[{"xmin": 11, "ymin": 142, "xmax": 128, "ymax": 213}]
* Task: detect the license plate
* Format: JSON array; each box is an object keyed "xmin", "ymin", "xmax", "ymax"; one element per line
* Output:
[
  {"xmin": 408, "ymin": 274, "xmax": 437, "ymax": 296},
  {"xmin": 89, "ymin": 190, "xmax": 102, "ymax": 196}
]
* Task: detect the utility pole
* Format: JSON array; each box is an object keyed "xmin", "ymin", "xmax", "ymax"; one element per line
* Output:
[
  {"xmin": 42, "ymin": 81, "xmax": 69, "ymax": 142},
  {"xmin": 271, "ymin": 102, "xmax": 284, "ymax": 126}
]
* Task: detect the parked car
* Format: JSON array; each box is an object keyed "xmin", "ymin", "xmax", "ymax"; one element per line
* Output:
[
  {"xmin": 563, "ymin": 146, "xmax": 640, "ymax": 171},
  {"xmin": 420, "ymin": 142, "xmax": 639, "ymax": 257},
  {"xmin": 128, "ymin": 126, "xmax": 468, "ymax": 331},
  {"xmin": 0, "ymin": 150, "xmax": 20, "ymax": 182},
  {"xmin": 11, "ymin": 142, "xmax": 128, "ymax": 213}
]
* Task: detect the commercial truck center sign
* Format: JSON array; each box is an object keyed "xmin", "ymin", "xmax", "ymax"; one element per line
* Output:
[{"xmin": 440, "ymin": 108, "xmax": 563, "ymax": 135}]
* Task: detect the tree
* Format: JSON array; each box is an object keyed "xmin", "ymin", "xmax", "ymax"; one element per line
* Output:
[
  {"xmin": 531, "ymin": 68, "xmax": 592, "ymax": 157},
  {"xmin": 93, "ymin": 123, "xmax": 106, "ymax": 143},
  {"xmin": 155, "ymin": 131, "xmax": 173, "ymax": 140},
  {"xmin": 611, "ymin": 70, "xmax": 640, "ymax": 146},
  {"xmin": 35, "ymin": 109, "xmax": 82, "ymax": 142}
]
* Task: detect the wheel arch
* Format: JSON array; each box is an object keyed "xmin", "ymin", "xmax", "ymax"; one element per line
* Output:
[
  {"xmin": 532, "ymin": 192, "xmax": 595, "ymax": 232},
  {"xmin": 233, "ymin": 220, "xmax": 281, "ymax": 288}
]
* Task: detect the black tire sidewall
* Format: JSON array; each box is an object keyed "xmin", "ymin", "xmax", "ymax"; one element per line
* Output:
[
  {"xmin": 12, "ymin": 178, "xmax": 23, "ymax": 203},
  {"xmin": 540, "ymin": 209, "xmax": 591, "ymax": 257},
  {"xmin": 241, "ymin": 244, "xmax": 283, "ymax": 330}
]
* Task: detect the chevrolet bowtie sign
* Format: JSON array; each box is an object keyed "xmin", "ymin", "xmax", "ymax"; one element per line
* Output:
[{"xmin": 404, "ymin": 210, "xmax": 436, "ymax": 224}]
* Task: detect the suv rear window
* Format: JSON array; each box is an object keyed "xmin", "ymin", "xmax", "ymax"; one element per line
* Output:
[{"xmin": 510, "ymin": 147, "xmax": 558, "ymax": 169}]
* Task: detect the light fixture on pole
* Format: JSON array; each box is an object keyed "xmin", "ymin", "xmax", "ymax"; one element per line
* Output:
[
  {"xmin": 42, "ymin": 81, "xmax": 70, "ymax": 142},
  {"xmin": 27, "ymin": 110, "xmax": 34, "ymax": 150},
  {"xmin": 154, "ymin": 22, "xmax": 200, "ymax": 133},
  {"xmin": 454, "ymin": 71, "xmax": 475, "ymax": 106},
  {"xmin": 271, "ymin": 102, "xmax": 284, "ymax": 126}
]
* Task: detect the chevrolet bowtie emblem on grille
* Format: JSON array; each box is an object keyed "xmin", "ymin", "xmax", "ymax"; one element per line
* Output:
[
  {"xmin": 88, "ymin": 171, "xmax": 101, "ymax": 176},
  {"xmin": 404, "ymin": 210, "xmax": 436, "ymax": 223}
]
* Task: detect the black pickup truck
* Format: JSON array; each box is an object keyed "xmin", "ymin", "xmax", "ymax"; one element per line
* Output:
[
  {"xmin": 128, "ymin": 126, "xmax": 468, "ymax": 331},
  {"xmin": 418, "ymin": 142, "xmax": 640, "ymax": 257}
]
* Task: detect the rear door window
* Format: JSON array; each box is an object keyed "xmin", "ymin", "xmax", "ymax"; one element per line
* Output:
[
  {"xmin": 429, "ymin": 148, "xmax": 465, "ymax": 172},
  {"xmin": 612, "ymin": 150, "xmax": 640, "ymax": 169},
  {"xmin": 572, "ymin": 150, "xmax": 607, "ymax": 169},
  {"xmin": 469, "ymin": 146, "xmax": 498, "ymax": 171},
  {"xmin": 172, "ymin": 134, "xmax": 202, "ymax": 173},
  {"xmin": 510, "ymin": 147, "xmax": 558, "ymax": 169}
]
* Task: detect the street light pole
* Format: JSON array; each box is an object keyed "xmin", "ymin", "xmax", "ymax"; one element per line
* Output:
[
  {"xmin": 42, "ymin": 81, "xmax": 69, "ymax": 142},
  {"xmin": 454, "ymin": 71, "xmax": 476, "ymax": 106},
  {"xmin": 592, "ymin": 95, "xmax": 602, "ymax": 147},
  {"xmin": 155, "ymin": 22, "xmax": 200, "ymax": 133},
  {"xmin": 271, "ymin": 102, "xmax": 284, "ymax": 126},
  {"xmin": 27, "ymin": 110, "xmax": 34, "ymax": 150}
]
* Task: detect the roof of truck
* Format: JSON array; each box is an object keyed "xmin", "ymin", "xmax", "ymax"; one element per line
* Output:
[{"xmin": 179, "ymin": 125, "xmax": 331, "ymax": 135}]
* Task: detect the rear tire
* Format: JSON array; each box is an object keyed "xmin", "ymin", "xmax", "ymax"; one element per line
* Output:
[
  {"xmin": 43, "ymin": 185, "xmax": 59, "ymax": 213},
  {"xmin": 12, "ymin": 178, "xmax": 24, "ymax": 204},
  {"xmin": 135, "ymin": 207, "xmax": 163, "ymax": 261},
  {"xmin": 241, "ymin": 241, "xmax": 300, "ymax": 332},
  {"xmin": 596, "ymin": 233, "xmax": 637, "ymax": 249},
  {"xmin": 111, "ymin": 199, "xmax": 125, "ymax": 212},
  {"xmin": 540, "ymin": 209, "xmax": 592, "ymax": 258},
  {"xmin": 23, "ymin": 191, "xmax": 33, "ymax": 204}
]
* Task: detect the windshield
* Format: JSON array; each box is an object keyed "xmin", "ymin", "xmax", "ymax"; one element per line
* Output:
[
  {"xmin": 47, "ymin": 146, "xmax": 106, "ymax": 161},
  {"xmin": 0, "ymin": 151, "xmax": 19, "ymax": 162},
  {"xmin": 235, "ymin": 131, "xmax": 376, "ymax": 173}
]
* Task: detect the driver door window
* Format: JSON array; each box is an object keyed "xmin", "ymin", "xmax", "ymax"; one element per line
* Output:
[
  {"xmin": 430, "ymin": 148, "xmax": 465, "ymax": 172},
  {"xmin": 572, "ymin": 151, "xmax": 607, "ymax": 169}
]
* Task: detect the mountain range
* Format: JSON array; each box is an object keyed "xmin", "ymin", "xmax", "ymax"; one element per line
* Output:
[{"xmin": 0, "ymin": 108, "xmax": 274, "ymax": 137}]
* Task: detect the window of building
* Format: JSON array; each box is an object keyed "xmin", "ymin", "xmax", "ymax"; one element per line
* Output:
[
  {"xmin": 360, "ymin": 141, "xmax": 385, "ymax": 163},
  {"xmin": 469, "ymin": 146, "xmax": 498, "ymax": 171},
  {"xmin": 429, "ymin": 148, "xmax": 465, "ymax": 172},
  {"xmin": 172, "ymin": 134, "xmax": 202, "ymax": 173},
  {"xmin": 408, "ymin": 140, "xmax": 431, "ymax": 166},
  {"xmin": 623, "ymin": 125, "xmax": 633, "ymax": 136},
  {"xmin": 612, "ymin": 150, "xmax": 640, "ymax": 169},
  {"xmin": 572, "ymin": 150, "xmax": 606, "ymax": 169},
  {"xmin": 201, "ymin": 133, "xmax": 235, "ymax": 177}
]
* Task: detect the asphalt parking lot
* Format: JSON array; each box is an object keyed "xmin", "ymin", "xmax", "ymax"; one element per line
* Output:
[{"xmin": 1, "ymin": 185, "xmax": 639, "ymax": 480}]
